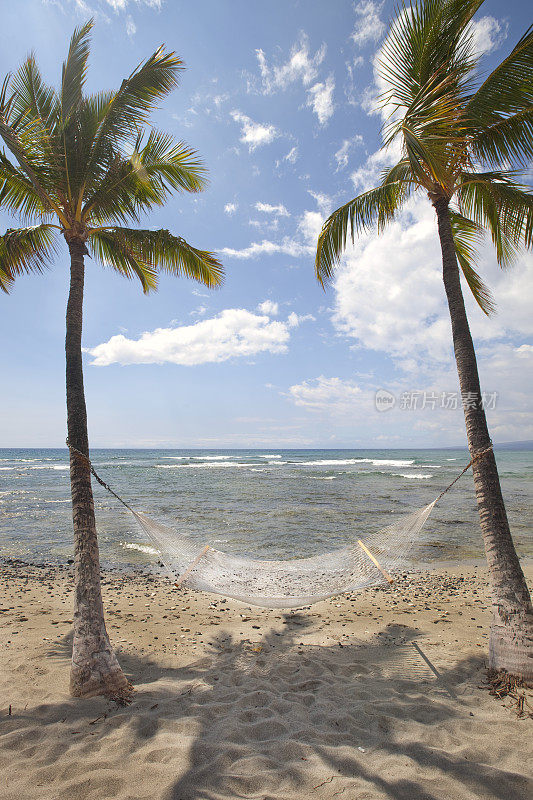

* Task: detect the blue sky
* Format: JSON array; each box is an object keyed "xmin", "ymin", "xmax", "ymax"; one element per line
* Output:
[{"xmin": 1, "ymin": 0, "xmax": 532, "ymax": 448}]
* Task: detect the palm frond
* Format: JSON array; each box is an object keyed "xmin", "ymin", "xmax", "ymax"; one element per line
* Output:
[
  {"xmin": 0, "ymin": 153, "xmax": 53, "ymax": 222},
  {"xmin": 466, "ymin": 24, "xmax": 533, "ymax": 124},
  {"xmin": 449, "ymin": 209, "xmax": 495, "ymax": 315},
  {"xmin": 61, "ymin": 20, "xmax": 93, "ymax": 123},
  {"xmin": 81, "ymin": 129, "xmax": 206, "ymax": 225},
  {"xmin": 471, "ymin": 107, "xmax": 533, "ymax": 169},
  {"xmin": 0, "ymin": 224, "xmax": 57, "ymax": 292},
  {"xmin": 10, "ymin": 54, "xmax": 60, "ymax": 134},
  {"xmin": 89, "ymin": 228, "xmax": 158, "ymax": 293},
  {"xmin": 457, "ymin": 172, "xmax": 533, "ymax": 265},
  {"xmin": 315, "ymin": 177, "xmax": 410, "ymax": 286},
  {"xmin": 94, "ymin": 227, "xmax": 224, "ymax": 289},
  {"xmin": 378, "ymin": 0, "xmax": 480, "ymax": 114},
  {"xmin": 83, "ymin": 47, "xmax": 184, "ymax": 189}
]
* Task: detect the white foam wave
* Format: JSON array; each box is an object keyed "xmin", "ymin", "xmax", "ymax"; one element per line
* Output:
[
  {"xmin": 398, "ymin": 473, "xmax": 433, "ymax": 479},
  {"xmin": 300, "ymin": 458, "xmax": 415, "ymax": 467},
  {"xmin": 122, "ymin": 542, "xmax": 160, "ymax": 555},
  {"xmin": 156, "ymin": 462, "xmax": 250, "ymax": 469},
  {"xmin": 310, "ymin": 476, "xmax": 336, "ymax": 480},
  {"xmin": 162, "ymin": 455, "xmax": 241, "ymax": 461},
  {"xmin": 31, "ymin": 465, "xmax": 69, "ymax": 470},
  {"xmin": 259, "ymin": 455, "xmax": 282, "ymax": 459}
]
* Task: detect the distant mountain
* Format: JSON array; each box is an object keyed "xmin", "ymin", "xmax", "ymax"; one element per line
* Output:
[{"xmin": 494, "ymin": 440, "xmax": 533, "ymax": 451}]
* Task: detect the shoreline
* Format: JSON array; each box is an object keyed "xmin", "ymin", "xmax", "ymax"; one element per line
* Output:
[{"xmin": 1, "ymin": 560, "xmax": 532, "ymax": 799}]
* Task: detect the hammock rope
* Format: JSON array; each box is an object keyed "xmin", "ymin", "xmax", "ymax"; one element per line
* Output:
[{"xmin": 65, "ymin": 439, "xmax": 493, "ymax": 608}]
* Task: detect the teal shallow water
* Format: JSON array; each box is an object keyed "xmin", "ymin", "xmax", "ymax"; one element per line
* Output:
[{"xmin": 0, "ymin": 447, "xmax": 531, "ymax": 570}]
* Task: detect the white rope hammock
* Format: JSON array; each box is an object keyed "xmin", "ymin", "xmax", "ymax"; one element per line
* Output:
[
  {"xmin": 66, "ymin": 440, "xmax": 493, "ymax": 609},
  {"xmin": 131, "ymin": 502, "xmax": 436, "ymax": 608}
]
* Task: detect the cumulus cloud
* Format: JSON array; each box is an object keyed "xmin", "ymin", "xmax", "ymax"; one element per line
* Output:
[
  {"xmin": 224, "ymin": 202, "xmax": 238, "ymax": 215},
  {"xmin": 351, "ymin": 1, "xmax": 385, "ymax": 48},
  {"xmin": 334, "ymin": 135, "xmax": 364, "ymax": 170},
  {"xmin": 220, "ymin": 191, "xmax": 330, "ymax": 260},
  {"xmin": 306, "ymin": 74, "xmax": 335, "ymax": 124},
  {"xmin": 258, "ymin": 300, "xmax": 279, "ymax": 315},
  {"xmin": 218, "ymin": 238, "xmax": 313, "ymax": 260},
  {"xmin": 330, "ymin": 157, "xmax": 533, "ymax": 385},
  {"xmin": 287, "ymin": 312, "xmax": 316, "ymax": 327},
  {"xmin": 230, "ymin": 110, "xmax": 279, "ymax": 151},
  {"xmin": 254, "ymin": 34, "xmax": 326, "ymax": 93},
  {"xmin": 288, "ymin": 376, "xmax": 364, "ymax": 412},
  {"xmin": 87, "ymin": 309, "xmax": 292, "ymax": 367},
  {"xmin": 332, "ymin": 195, "xmax": 456, "ymax": 366},
  {"xmin": 255, "ymin": 202, "xmax": 290, "ymax": 217},
  {"xmin": 470, "ymin": 15, "xmax": 508, "ymax": 55},
  {"xmin": 251, "ymin": 34, "xmax": 334, "ymax": 124}
]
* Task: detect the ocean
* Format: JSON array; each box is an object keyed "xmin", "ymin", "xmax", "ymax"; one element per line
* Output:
[{"xmin": 0, "ymin": 447, "xmax": 531, "ymax": 571}]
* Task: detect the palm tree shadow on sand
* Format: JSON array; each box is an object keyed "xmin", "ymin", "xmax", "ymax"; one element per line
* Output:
[{"xmin": 14, "ymin": 615, "xmax": 530, "ymax": 800}]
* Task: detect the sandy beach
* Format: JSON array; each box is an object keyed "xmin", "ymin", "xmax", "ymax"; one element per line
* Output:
[{"xmin": 1, "ymin": 560, "xmax": 532, "ymax": 800}]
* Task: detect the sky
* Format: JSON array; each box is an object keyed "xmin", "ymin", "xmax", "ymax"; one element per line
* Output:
[{"xmin": 0, "ymin": 0, "xmax": 532, "ymax": 449}]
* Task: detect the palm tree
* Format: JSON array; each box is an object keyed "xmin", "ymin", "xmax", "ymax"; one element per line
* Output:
[
  {"xmin": 315, "ymin": 0, "xmax": 533, "ymax": 683},
  {"xmin": 0, "ymin": 21, "xmax": 223, "ymax": 699}
]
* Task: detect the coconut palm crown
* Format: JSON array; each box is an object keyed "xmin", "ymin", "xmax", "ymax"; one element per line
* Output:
[
  {"xmin": 0, "ymin": 20, "xmax": 223, "ymax": 292},
  {"xmin": 316, "ymin": 0, "xmax": 532, "ymax": 309}
]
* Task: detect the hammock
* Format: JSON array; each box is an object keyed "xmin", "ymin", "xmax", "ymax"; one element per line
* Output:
[
  {"xmin": 66, "ymin": 440, "xmax": 492, "ymax": 609},
  {"xmin": 132, "ymin": 502, "xmax": 436, "ymax": 608}
]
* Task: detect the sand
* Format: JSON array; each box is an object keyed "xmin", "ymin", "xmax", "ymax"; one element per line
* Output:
[{"xmin": 1, "ymin": 559, "xmax": 532, "ymax": 800}]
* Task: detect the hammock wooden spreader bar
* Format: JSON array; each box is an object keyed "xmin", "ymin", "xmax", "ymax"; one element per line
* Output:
[
  {"xmin": 174, "ymin": 545, "xmax": 211, "ymax": 589},
  {"xmin": 357, "ymin": 539, "xmax": 394, "ymax": 584}
]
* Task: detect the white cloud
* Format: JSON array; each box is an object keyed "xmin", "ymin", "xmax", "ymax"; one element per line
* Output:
[
  {"xmin": 287, "ymin": 312, "xmax": 316, "ymax": 328},
  {"xmin": 470, "ymin": 16, "xmax": 508, "ymax": 55},
  {"xmin": 230, "ymin": 110, "xmax": 279, "ymax": 151},
  {"xmin": 249, "ymin": 218, "xmax": 279, "ymax": 232},
  {"xmin": 255, "ymin": 202, "xmax": 290, "ymax": 217},
  {"xmin": 87, "ymin": 309, "xmax": 292, "ymax": 367},
  {"xmin": 258, "ymin": 300, "xmax": 279, "ymax": 315},
  {"xmin": 189, "ymin": 305, "xmax": 207, "ymax": 317},
  {"xmin": 252, "ymin": 34, "xmax": 334, "ymax": 123},
  {"xmin": 332, "ymin": 194, "xmax": 454, "ymax": 366},
  {"xmin": 335, "ymin": 135, "xmax": 364, "ymax": 170},
  {"xmin": 220, "ymin": 191, "xmax": 331, "ymax": 260},
  {"xmin": 308, "ymin": 190, "xmax": 332, "ymax": 217},
  {"xmin": 283, "ymin": 146, "xmax": 299, "ymax": 164},
  {"xmin": 106, "ymin": 0, "xmax": 162, "ymax": 8},
  {"xmin": 219, "ymin": 238, "xmax": 313, "ymax": 260},
  {"xmin": 330, "ymin": 153, "xmax": 533, "ymax": 390},
  {"xmin": 125, "ymin": 13, "xmax": 136, "ymax": 35},
  {"xmin": 255, "ymin": 34, "xmax": 326, "ymax": 93},
  {"xmin": 351, "ymin": 1, "xmax": 385, "ymax": 48},
  {"xmin": 288, "ymin": 376, "xmax": 364, "ymax": 412},
  {"xmin": 350, "ymin": 138, "xmax": 402, "ymax": 192},
  {"xmin": 306, "ymin": 75, "xmax": 335, "ymax": 124},
  {"xmin": 224, "ymin": 202, "xmax": 238, "ymax": 215}
]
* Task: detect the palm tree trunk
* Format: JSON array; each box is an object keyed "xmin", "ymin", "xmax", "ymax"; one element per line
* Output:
[
  {"xmin": 66, "ymin": 239, "xmax": 131, "ymax": 698},
  {"xmin": 433, "ymin": 197, "xmax": 533, "ymax": 684}
]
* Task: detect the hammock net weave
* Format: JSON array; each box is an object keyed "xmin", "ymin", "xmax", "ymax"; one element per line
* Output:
[{"xmin": 132, "ymin": 500, "xmax": 437, "ymax": 608}]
